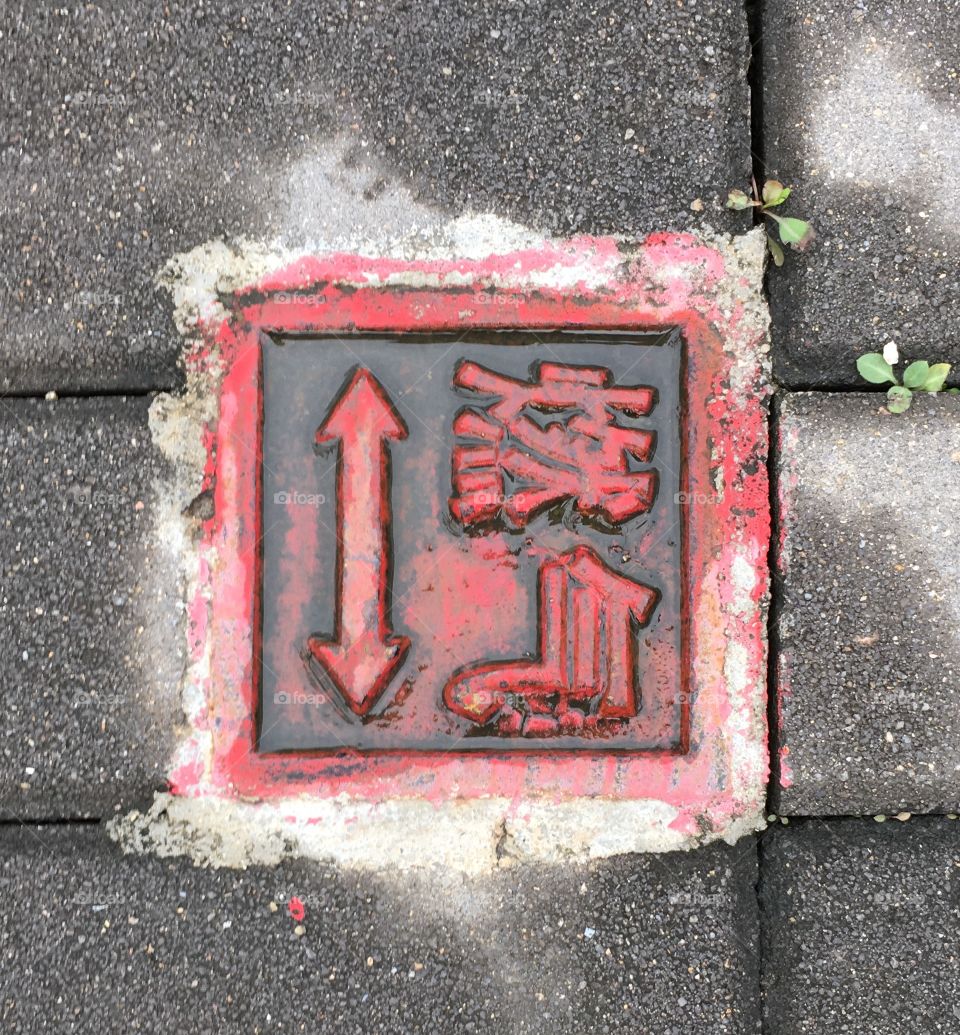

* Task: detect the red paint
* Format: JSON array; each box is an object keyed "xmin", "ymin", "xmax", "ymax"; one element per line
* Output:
[
  {"xmin": 168, "ymin": 234, "xmax": 771, "ymax": 831},
  {"xmin": 287, "ymin": 896, "xmax": 305, "ymax": 922},
  {"xmin": 449, "ymin": 361, "xmax": 657, "ymax": 528},
  {"xmin": 305, "ymin": 368, "xmax": 410, "ymax": 717},
  {"xmin": 444, "ymin": 546, "xmax": 659, "ymax": 733},
  {"xmin": 261, "ymin": 332, "xmax": 683, "ymax": 752}
]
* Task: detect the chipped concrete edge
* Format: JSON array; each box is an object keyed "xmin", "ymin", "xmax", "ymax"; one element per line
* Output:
[
  {"xmin": 109, "ymin": 791, "xmax": 763, "ymax": 875},
  {"xmin": 109, "ymin": 216, "xmax": 770, "ymax": 873}
]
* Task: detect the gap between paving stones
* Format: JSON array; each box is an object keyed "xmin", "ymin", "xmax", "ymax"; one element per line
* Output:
[
  {"xmin": 744, "ymin": 0, "xmax": 766, "ymax": 200},
  {"xmin": 0, "ymin": 388, "xmax": 164, "ymax": 401}
]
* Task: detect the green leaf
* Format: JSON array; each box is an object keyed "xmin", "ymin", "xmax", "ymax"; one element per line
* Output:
[
  {"xmin": 949, "ymin": 388, "xmax": 960, "ymax": 396},
  {"xmin": 887, "ymin": 385, "xmax": 913, "ymax": 414},
  {"xmin": 726, "ymin": 189, "xmax": 753, "ymax": 211},
  {"xmin": 762, "ymin": 179, "xmax": 791, "ymax": 207},
  {"xmin": 923, "ymin": 362, "xmax": 951, "ymax": 393},
  {"xmin": 767, "ymin": 235, "xmax": 785, "ymax": 267},
  {"xmin": 902, "ymin": 360, "xmax": 930, "ymax": 389},
  {"xmin": 771, "ymin": 214, "xmax": 814, "ymax": 248},
  {"xmin": 856, "ymin": 353, "xmax": 897, "ymax": 385}
]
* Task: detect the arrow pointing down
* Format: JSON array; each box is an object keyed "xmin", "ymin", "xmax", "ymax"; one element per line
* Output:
[{"xmin": 306, "ymin": 367, "xmax": 410, "ymax": 716}]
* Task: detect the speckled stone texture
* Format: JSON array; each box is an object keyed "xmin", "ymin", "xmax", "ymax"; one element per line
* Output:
[
  {"xmin": 762, "ymin": 0, "xmax": 960, "ymax": 388},
  {"xmin": 774, "ymin": 393, "xmax": 960, "ymax": 815},
  {"xmin": 0, "ymin": 826, "xmax": 761, "ymax": 1035},
  {"xmin": 760, "ymin": 819, "xmax": 960, "ymax": 1035},
  {"xmin": 0, "ymin": 1, "xmax": 752, "ymax": 393},
  {"xmin": 0, "ymin": 398, "xmax": 182, "ymax": 818}
]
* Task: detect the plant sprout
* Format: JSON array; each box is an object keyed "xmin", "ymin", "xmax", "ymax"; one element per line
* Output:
[{"xmin": 727, "ymin": 178, "xmax": 814, "ymax": 266}]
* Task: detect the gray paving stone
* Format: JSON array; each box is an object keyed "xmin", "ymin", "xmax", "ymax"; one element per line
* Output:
[
  {"xmin": 762, "ymin": 0, "xmax": 960, "ymax": 388},
  {"xmin": 774, "ymin": 393, "xmax": 960, "ymax": 815},
  {"xmin": 0, "ymin": 825, "xmax": 761, "ymax": 1035},
  {"xmin": 760, "ymin": 819, "xmax": 960, "ymax": 1035},
  {"xmin": 0, "ymin": 398, "xmax": 182, "ymax": 819},
  {"xmin": 0, "ymin": 1, "xmax": 752, "ymax": 393}
]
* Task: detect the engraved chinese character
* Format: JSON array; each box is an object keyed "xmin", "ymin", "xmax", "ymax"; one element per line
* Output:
[
  {"xmin": 443, "ymin": 546, "xmax": 659, "ymax": 734},
  {"xmin": 448, "ymin": 361, "xmax": 658, "ymax": 529}
]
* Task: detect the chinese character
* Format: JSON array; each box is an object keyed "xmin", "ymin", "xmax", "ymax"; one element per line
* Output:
[
  {"xmin": 449, "ymin": 361, "xmax": 658, "ymax": 529},
  {"xmin": 443, "ymin": 546, "xmax": 659, "ymax": 734}
]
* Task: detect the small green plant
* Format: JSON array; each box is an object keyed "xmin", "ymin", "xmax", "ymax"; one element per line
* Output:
[
  {"xmin": 856, "ymin": 342, "xmax": 956, "ymax": 413},
  {"xmin": 726, "ymin": 178, "xmax": 814, "ymax": 266}
]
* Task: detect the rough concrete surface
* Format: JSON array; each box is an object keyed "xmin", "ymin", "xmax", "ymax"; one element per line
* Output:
[
  {"xmin": 774, "ymin": 393, "xmax": 960, "ymax": 815},
  {"xmin": 762, "ymin": 0, "xmax": 960, "ymax": 388},
  {"xmin": 0, "ymin": 825, "xmax": 761, "ymax": 1035},
  {"xmin": 761, "ymin": 818, "xmax": 960, "ymax": 1035},
  {"xmin": 0, "ymin": 0, "xmax": 752, "ymax": 393},
  {"xmin": 0, "ymin": 398, "xmax": 182, "ymax": 818}
]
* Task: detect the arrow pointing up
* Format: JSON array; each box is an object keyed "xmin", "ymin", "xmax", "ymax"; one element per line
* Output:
[{"xmin": 306, "ymin": 368, "xmax": 410, "ymax": 717}]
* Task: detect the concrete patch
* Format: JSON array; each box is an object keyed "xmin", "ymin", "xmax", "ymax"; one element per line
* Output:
[{"xmin": 107, "ymin": 226, "xmax": 770, "ymax": 871}]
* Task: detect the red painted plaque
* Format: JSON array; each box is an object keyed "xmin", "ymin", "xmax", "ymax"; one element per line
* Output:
[
  {"xmin": 258, "ymin": 332, "xmax": 684, "ymax": 752},
  {"xmin": 168, "ymin": 235, "xmax": 771, "ymax": 847}
]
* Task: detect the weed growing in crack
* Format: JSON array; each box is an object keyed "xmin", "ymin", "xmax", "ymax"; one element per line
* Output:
[
  {"xmin": 727, "ymin": 178, "xmax": 814, "ymax": 266},
  {"xmin": 856, "ymin": 341, "xmax": 957, "ymax": 413}
]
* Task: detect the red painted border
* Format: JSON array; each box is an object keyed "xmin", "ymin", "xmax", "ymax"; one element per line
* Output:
[{"xmin": 172, "ymin": 235, "xmax": 770, "ymax": 831}]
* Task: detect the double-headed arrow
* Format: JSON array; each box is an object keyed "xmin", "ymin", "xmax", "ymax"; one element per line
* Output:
[{"xmin": 306, "ymin": 368, "xmax": 410, "ymax": 717}]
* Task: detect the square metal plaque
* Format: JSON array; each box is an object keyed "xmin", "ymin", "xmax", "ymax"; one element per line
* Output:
[
  {"xmin": 166, "ymin": 235, "xmax": 770, "ymax": 851},
  {"xmin": 258, "ymin": 332, "xmax": 687, "ymax": 754}
]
